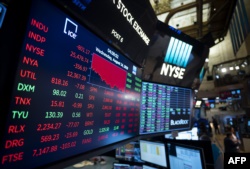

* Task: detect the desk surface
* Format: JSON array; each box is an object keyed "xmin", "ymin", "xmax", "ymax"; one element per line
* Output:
[{"xmin": 64, "ymin": 156, "xmax": 118, "ymax": 169}]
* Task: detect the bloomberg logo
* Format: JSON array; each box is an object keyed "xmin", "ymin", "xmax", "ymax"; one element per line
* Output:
[
  {"xmin": 160, "ymin": 37, "xmax": 193, "ymax": 79},
  {"xmin": 170, "ymin": 119, "xmax": 189, "ymax": 126}
]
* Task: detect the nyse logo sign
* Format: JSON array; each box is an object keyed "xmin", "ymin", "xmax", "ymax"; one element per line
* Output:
[
  {"xmin": 224, "ymin": 153, "xmax": 250, "ymax": 169},
  {"xmin": 160, "ymin": 37, "xmax": 193, "ymax": 79}
]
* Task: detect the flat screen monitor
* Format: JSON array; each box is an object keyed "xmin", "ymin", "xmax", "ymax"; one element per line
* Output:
[
  {"xmin": 139, "ymin": 140, "xmax": 167, "ymax": 168},
  {"xmin": 142, "ymin": 165, "xmax": 158, "ymax": 169},
  {"xmin": 140, "ymin": 81, "xmax": 192, "ymax": 135},
  {"xmin": 195, "ymin": 100, "xmax": 202, "ymax": 108},
  {"xmin": 166, "ymin": 142, "xmax": 206, "ymax": 169},
  {"xmin": 0, "ymin": 0, "xmax": 142, "ymax": 168},
  {"xmin": 115, "ymin": 142, "xmax": 144, "ymax": 163},
  {"xmin": 165, "ymin": 127, "xmax": 198, "ymax": 140},
  {"xmin": 113, "ymin": 163, "xmax": 143, "ymax": 169}
]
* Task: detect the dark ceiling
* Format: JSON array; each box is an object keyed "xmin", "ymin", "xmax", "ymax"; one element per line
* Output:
[{"xmin": 150, "ymin": 0, "xmax": 238, "ymax": 47}]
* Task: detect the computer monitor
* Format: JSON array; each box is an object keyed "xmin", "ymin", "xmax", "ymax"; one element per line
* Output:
[
  {"xmin": 113, "ymin": 163, "xmax": 143, "ymax": 169},
  {"xmin": 115, "ymin": 142, "xmax": 144, "ymax": 163},
  {"xmin": 166, "ymin": 142, "xmax": 206, "ymax": 169},
  {"xmin": 139, "ymin": 140, "xmax": 167, "ymax": 168},
  {"xmin": 195, "ymin": 100, "xmax": 202, "ymax": 108},
  {"xmin": 142, "ymin": 165, "xmax": 158, "ymax": 169},
  {"xmin": 140, "ymin": 81, "xmax": 192, "ymax": 135}
]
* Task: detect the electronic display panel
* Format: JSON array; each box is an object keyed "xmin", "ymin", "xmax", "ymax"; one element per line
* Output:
[
  {"xmin": 0, "ymin": 0, "xmax": 142, "ymax": 168},
  {"xmin": 115, "ymin": 142, "xmax": 144, "ymax": 163},
  {"xmin": 140, "ymin": 81, "xmax": 192, "ymax": 135},
  {"xmin": 142, "ymin": 20, "xmax": 209, "ymax": 89},
  {"xmin": 53, "ymin": 0, "xmax": 157, "ymax": 67},
  {"xmin": 139, "ymin": 140, "xmax": 167, "ymax": 168},
  {"xmin": 166, "ymin": 142, "xmax": 206, "ymax": 169}
]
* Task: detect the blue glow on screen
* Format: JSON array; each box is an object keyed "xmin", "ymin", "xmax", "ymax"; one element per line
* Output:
[{"xmin": 164, "ymin": 37, "xmax": 193, "ymax": 68}]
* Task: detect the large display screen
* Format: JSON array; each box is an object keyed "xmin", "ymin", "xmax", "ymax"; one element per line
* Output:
[
  {"xmin": 142, "ymin": 21, "xmax": 209, "ymax": 89},
  {"xmin": 0, "ymin": 0, "xmax": 142, "ymax": 168},
  {"xmin": 140, "ymin": 81, "xmax": 192, "ymax": 135},
  {"xmin": 53, "ymin": 0, "xmax": 157, "ymax": 67}
]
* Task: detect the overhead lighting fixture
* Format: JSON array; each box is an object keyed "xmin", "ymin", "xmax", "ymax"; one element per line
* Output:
[
  {"xmin": 216, "ymin": 75, "xmax": 220, "ymax": 79},
  {"xmin": 235, "ymin": 66, "xmax": 240, "ymax": 70},
  {"xmin": 221, "ymin": 68, "xmax": 227, "ymax": 73},
  {"xmin": 241, "ymin": 64, "xmax": 245, "ymax": 67},
  {"xmin": 229, "ymin": 67, "xmax": 234, "ymax": 70},
  {"xmin": 244, "ymin": 61, "xmax": 247, "ymax": 65},
  {"xmin": 205, "ymin": 58, "xmax": 209, "ymax": 62}
]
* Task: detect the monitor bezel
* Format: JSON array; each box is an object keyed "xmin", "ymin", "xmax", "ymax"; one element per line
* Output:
[
  {"xmin": 166, "ymin": 141, "xmax": 207, "ymax": 169},
  {"xmin": 139, "ymin": 139, "xmax": 168, "ymax": 168}
]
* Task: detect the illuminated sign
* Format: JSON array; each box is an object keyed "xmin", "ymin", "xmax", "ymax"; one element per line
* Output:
[
  {"xmin": 112, "ymin": 0, "xmax": 150, "ymax": 45},
  {"xmin": 164, "ymin": 37, "xmax": 193, "ymax": 68},
  {"xmin": 0, "ymin": 3, "xmax": 7, "ymax": 28},
  {"xmin": 160, "ymin": 37, "xmax": 193, "ymax": 79}
]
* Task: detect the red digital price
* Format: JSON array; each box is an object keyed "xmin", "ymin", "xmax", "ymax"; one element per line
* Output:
[
  {"xmin": 40, "ymin": 134, "xmax": 60, "ymax": 142},
  {"xmin": 98, "ymin": 134, "xmax": 108, "ymax": 141},
  {"xmin": 72, "ymin": 102, "xmax": 82, "ymax": 109},
  {"xmin": 70, "ymin": 51, "xmax": 89, "ymax": 63},
  {"xmin": 88, "ymin": 95, "xmax": 95, "ymax": 100},
  {"xmin": 51, "ymin": 100, "xmax": 65, "ymax": 107},
  {"xmin": 33, "ymin": 145, "xmax": 58, "ymax": 157},
  {"xmin": 75, "ymin": 83, "xmax": 85, "ymax": 90},
  {"xmin": 60, "ymin": 141, "xmax": 77, "ymax": 150},
  {"xmin": 82, "ymin": 138, "xmax": 92, "ymax": 144},
  {"xmin": 90, "ymin": 86, "xmax": 98, "ymax": 92},
  {"xmin": 74, "ymin": 63, "xmax": 88, "ymax": 72},
  {"xmin": 103, "ymin": 98, "xmax": 113, "ymax": 103},
  {"xmin": 65, "ymin": 131, "xmax": 78, "ymax": 138},
  {"xmin": 104, "ymin": 112, "xmax": 111, "ymax": 117},
  {"xmin": 76, "ymin": 45, "xmax": 90, "ymax": 55},
  {"xmin": 51, "ymin": 77, "xmax": 68, "ymax": 86},
  {"xmin": 66, "ymin": 122, "xmax": 80, "ymax": 128},
  {"xmin": 37, "ymin": 123, "xmax": 61, "ymax": 131},
  {"xmin": 103, "ymin": 120, "xmax": 110, "ymax": 125},
  {"xmin": 87, "ymin": 104, "xmax": 94, "ymax": 109},
  {"xmin": 67, "ymin": 70, "xmax": 86, "ymax": 81}
]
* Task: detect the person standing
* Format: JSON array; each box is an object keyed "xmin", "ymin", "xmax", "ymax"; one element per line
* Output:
[
  {"xmin": 224, "ymin": 132, "xmax": 240, "ymax": 153},
  {"xmin": 212, "ymin": 116, "xmax": 220, "ymax": 134}
]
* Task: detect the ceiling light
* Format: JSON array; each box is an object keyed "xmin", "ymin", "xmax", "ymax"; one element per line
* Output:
[
  {"xmin": 205, "ymin": 58, "xmax": 209, "ymax": 62},
  {"xmin": 216, "ymin": 75, "xmax": 220, "ymax": 79},
  {"xmin": 221, "ymin": 68, "xmax": 227, "ymax": 72},
  {"xmin": 244, "ymin": 61, "xmax": 247, "ymax": 65},
  {"xmin": 241, "ymin": 64, "xmax": 245, "ymax": 67},
  {"xmin": 229, "ymin": 67, "xmax": 234, "ymax": 70},
  {"xmin": 235, "ymin": 66, "xmax": 240, "ymax": 70}
]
